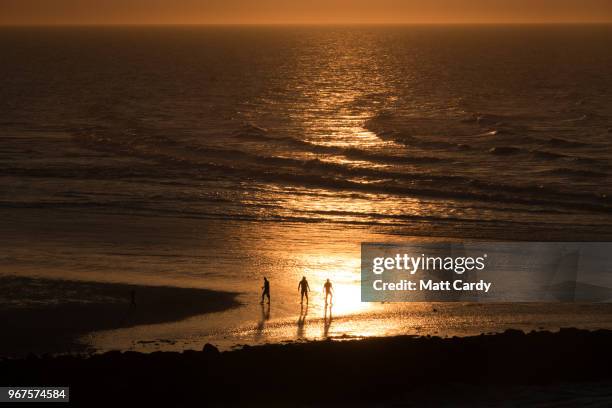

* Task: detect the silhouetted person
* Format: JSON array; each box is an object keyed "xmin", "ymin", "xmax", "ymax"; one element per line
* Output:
[
  {"xmin": 323, "ymin": 279, "xmax": 333, "ymax": 304},
  {"xmin": 260, "ymin": 277, "xmax": 270, "ymax": 304},
  {"xmin": 130, "ymin": 289, "xmax": 136, "ymax": 307},
  {"xmin": 298, "ymin": 276, "xmax": 310, "ymax": 304}
]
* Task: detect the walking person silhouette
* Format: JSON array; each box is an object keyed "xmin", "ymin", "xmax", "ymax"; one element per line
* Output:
[
  {"xmin": 129, "ymin": 289, "xmax": 136, "ymax": 307},
  {"xmin": 323, "ymin": 278, "xmax": 333, "ymax": 305},
  {"xmin": 260, "ymin": 277, "xmax": 270, "ymax": 304},
  {"xmin": 298, "ymin": 276, "xmax": 310, "ymax": 305}
]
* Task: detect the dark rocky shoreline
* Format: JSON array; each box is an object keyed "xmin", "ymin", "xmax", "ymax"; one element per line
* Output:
[{"xmin": 2, "ymin": 328, "xmax": 612, "ymax": 406}]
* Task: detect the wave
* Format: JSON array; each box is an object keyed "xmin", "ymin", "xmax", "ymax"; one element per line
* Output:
[
  {"xmin": 488, "ymin": 146, "xmax": 522, "ymax": 155},
  {"xmin": 546, "ymin": 137, "xmax": 591, "ymax": 148},
  {"xmin": 364, "ymin": 127, "xmax": 473, "ymax": 151},
  {"xmin": 367, "ymin": 110, "xmax": 606, "ymax": 155},
  {"xmin": 488, "ymin": 146, "xmax": 581, "ymax": 161},
  {"xmin": 24, "ymin": 160, "xmax": 611, "ymax": 218},
  {"xmin": 543, "ymin": 168, "xmax": 609, "ymax": 179},
  {"xmin": 461, "ymin": 113, "xmax": 510, "ymax": 126},
  {"xmin": 560, "ymin": 114, "xmax": 589, "ymax": 123},
  {"xmin": 230, "ymin": 123, "xmax": 443, "ymax": 164},
  {"xmin": 66, "ymin": 126, "xmax": 612, "ymax": 215},
  {"xmin": 4, "ymin": 199, "xmax": 608, "ymax": 233},
  {"xmin": 230, "ymin": 123, "xmax": 271, "ymax": 140}
]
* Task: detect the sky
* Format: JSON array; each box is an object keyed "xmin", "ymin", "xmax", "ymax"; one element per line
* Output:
[{"xmin": 1, "ymin": 0, "xmax": 611, "ymax": 25}]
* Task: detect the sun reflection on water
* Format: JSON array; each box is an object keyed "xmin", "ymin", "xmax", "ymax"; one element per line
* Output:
[{"xmin": 296, "ymin": 258, "xmax": 368, "ymax": 314}]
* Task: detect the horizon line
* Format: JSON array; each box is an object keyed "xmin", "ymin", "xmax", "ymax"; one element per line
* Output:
[{"xmin": 2, "ymin": 21, "xmax": 612, "ymax": 28}]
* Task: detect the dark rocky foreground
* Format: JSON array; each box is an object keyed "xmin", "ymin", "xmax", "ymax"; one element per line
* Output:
[{"xmin": 2, "ymin": 328, "xmax": 612, "ymax": 406}]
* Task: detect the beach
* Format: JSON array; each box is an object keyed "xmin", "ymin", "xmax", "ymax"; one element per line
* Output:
[
  {"xmin": 0, "ymin": 24, "xmax": 611, "ymax": 406},
  {"xmin": 2, "ymin": 29, "xmax": 611, "ymax": 342},
  {"xmin": 3, "ymin": 270, "xmax": 612, "ymax": 357},
  {"xmin": 0, "ymin": 275, "xmax": 239, "ymax": 357},
  {"xmin": 3, "ymin": 207, "xmax": 612, "ymax": 356}
]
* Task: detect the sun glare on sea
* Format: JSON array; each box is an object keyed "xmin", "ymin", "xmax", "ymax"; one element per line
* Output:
[{"xmin": 297, "ymin": 254, "xmax": 373, "ymax": 316}]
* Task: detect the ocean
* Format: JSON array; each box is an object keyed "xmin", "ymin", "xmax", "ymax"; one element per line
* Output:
[{"xmin": 1, "ymin": 25, "xmax": 612, "ymax": 353}]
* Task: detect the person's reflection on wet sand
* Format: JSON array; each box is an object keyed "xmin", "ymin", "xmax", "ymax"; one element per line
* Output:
[
  {"xmin": 297, "ymin": 303, "xmax": 308, "ymax": 338},
  {"xmin": 255, "ymin": 302, "xmax": 270, "ymax": 339},
  {"xmin": 323, "ymin": 303, "xmax": 332, "ymax": 338}
]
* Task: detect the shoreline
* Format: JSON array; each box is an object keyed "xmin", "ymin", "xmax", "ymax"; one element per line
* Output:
[
  {"xmin": 0, "ymin": 275, "xmax": 240, "ymax": 357},
  {"xmin": 2, "ymin": 328, "xmax": 612, "ymax": 405}
]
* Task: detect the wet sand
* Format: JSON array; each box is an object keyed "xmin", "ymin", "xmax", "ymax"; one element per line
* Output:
[
  {"xmin": 2, "ymin": 328, "xmax": 612, "ymax": 406},
  {"xmin": 0, "ymin": 275, "xmax": 240, "ymax": 357}
]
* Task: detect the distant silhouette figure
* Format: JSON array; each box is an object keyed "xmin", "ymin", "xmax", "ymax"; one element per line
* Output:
[
  {"xmin": 130, "ymin": 289, "xmax": 136, "ymax": 307},
  {"xmin": 323, "ymin": 279, "xmax": 333, "ymax": 304},
  {"xmin": 298, "ymin": 276, "xmax": 310, "ymax": 304},
  {"xmin": 260, "ymin": 277, "xmax": 270, "ymax": 304}
]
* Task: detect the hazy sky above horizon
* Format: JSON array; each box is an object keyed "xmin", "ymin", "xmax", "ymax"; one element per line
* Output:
[{"xmin": 1, "ymin": 0, "xmax": 611, "ymax": 25}]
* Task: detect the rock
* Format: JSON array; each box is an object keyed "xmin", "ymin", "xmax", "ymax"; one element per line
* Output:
[
  {"xmin": 503, "ymin": 329, "xmax": 525, "ymax": 337},
  {"xmin": 202, "ymin": 343, "xmax": 220, "ymax": 356}
]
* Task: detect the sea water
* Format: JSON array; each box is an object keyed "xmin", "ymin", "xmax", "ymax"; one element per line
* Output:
[{"xmin": 1, "ymin": 25, "xmax": 611, "ymax": 352}]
